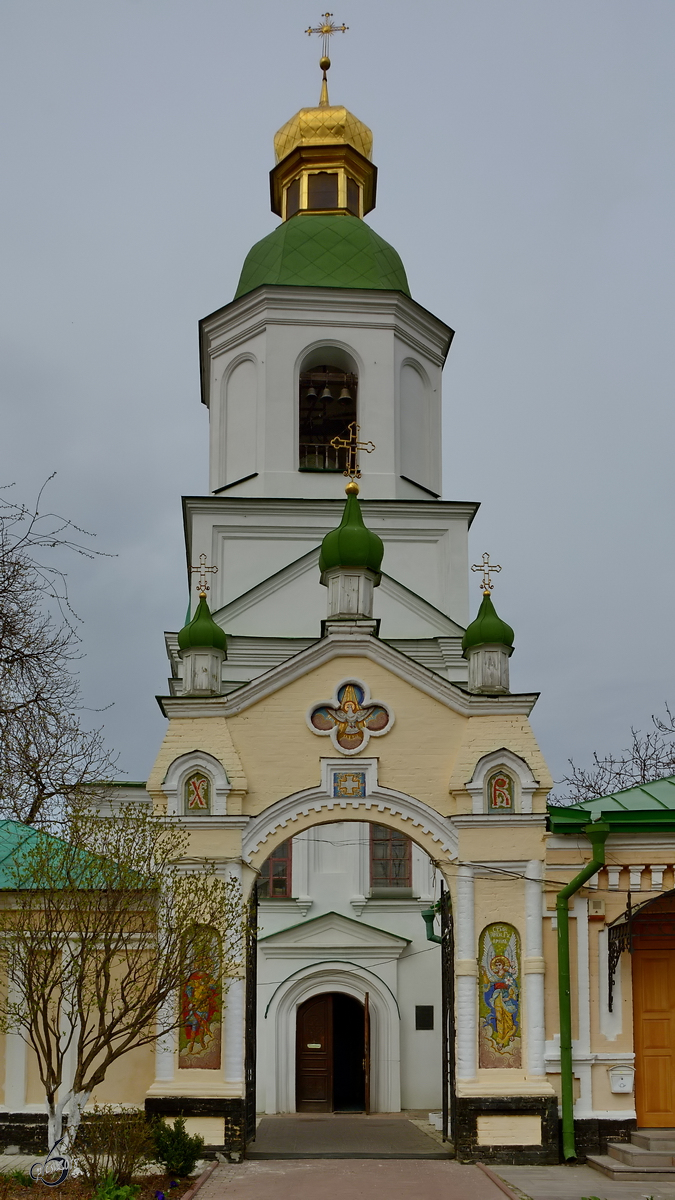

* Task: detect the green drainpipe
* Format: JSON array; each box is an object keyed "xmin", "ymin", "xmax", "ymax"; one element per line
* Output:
[
  {"xmin": 556, "ymin": 820, "xmax": 610, "ymax": 1160},
  {"xmin": 421, "ymin": 902, "xmax": 442, "ymax": 944}
]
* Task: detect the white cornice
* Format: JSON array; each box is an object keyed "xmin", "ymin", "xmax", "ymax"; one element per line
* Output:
[{"xmin": 159, "ymin": 628, "xmax": 539, "ymax": 721}]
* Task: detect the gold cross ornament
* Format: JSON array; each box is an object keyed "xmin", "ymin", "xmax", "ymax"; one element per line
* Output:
[
  {"xmin": 330, "ymin": 422, "xmax": 375, "ymax": 482},
  {"xmin": 306, "ymin": 12, "xmax": 348, "ymax": 70},
  {"xmin": 471, "ymin": 551, "xmax": 502, "ymax": 594},
  {"xmin": 190, "ymin": 553, "xmax": 218, "ymax": 596}
]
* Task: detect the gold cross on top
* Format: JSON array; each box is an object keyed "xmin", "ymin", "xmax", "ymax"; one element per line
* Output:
[
  {"xmin": 306, "ymin": 13, "xmax": 348, "ymax": 63},
  {"xmin": 471, "ymin": 551, "xmax": 502, "ymax": 594},
  {"xmin": 330, "ymin": 422, "xmax": 375, "ymax": 483},
  {"xmin": 190, "ymin": 553, "xmax": 218, "ymax": 596}
]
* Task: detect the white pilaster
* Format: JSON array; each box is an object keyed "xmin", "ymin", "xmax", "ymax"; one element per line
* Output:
[
  {"xmin": 455, "ymin": 865, "xmax": 477, "ymax": 1080},
  {"xmin": 4, "ymin": 979, "xmax": 26, "ymax": 1111},
  {"xmin": 223, "ymin": 978, "xmax": 245, "ymax": 1088},
  {"xmin": 524, "ymin": 860, "xmax": 546, "ymax": 1078},
  {"xmin": 154, "ymin": 997, "xmax": 177, "ymax": 1083}
]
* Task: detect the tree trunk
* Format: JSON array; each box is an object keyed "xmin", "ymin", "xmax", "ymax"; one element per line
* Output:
[{"xmin": 47, "ymin": 1090, "xmax": 89, "ymax": 1155}]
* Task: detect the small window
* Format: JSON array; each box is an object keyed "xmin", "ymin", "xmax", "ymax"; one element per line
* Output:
[
  {"xmin": 415, "ymin": 1005, "xmax": 434, "ymax": 1031},
  {"xmin": 346, "ymin": 176, "xmax": 360, "ymax": 216},
  {"xmin": 370, "ymin": 825, "xmax": 412, "ymax": 889},
  {"xmin": 307, "ymin": 172, "xmax": 338, "ymax": 210},
  {"xmin": 487, "ymin": 770, "xmax": 514, "ymax": 813},
  {"xmin": 185, "ymin": 771, "xmax": 211, "ymax": 814},
  {"xmin": 299, "ymin": 365, "xmax": 357, "ymax": 471},
  {"xmin": 259, "ymin": 839, "xmax": 292, "ymax": 898},
  {"xmin": 286, "ymin": 177, "xmax": 300, "ymax": 218}
]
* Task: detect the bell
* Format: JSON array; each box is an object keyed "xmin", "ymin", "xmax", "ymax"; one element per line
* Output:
[
  {"xmin": 320, "ymin": 385, "xmax": 332, "ymax": 400},
  {"xmin": 338, "ymin": 386, "xmax": 351, "ymax": 401},
  {"xmin": 305, "ymin": 386, "xmax": 317, "ymax": 400}
]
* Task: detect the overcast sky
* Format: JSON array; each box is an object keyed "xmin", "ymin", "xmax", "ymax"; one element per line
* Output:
[{"xmin": 1, "ymin": 0, "xmax": 673, "ymax": 788}]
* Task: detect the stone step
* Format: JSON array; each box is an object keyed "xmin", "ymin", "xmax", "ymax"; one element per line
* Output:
[
  {"xmin": 633, "ymin": 1128, "xmax": 675, "ymax": 1152},
  {"xmin": 607, "ymin": 1141, "xmax": 675, "ymax": 1167},
  {"xmin": 587, "ymin": 1152, "xmax": 675, "ymax": 1181}
]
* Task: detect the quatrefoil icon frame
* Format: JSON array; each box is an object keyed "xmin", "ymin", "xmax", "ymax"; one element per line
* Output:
[{"xmin": 306, "ymin": 678, "xmax": 395, "ymax": 756}]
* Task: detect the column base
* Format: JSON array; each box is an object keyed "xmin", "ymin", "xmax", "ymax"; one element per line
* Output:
[
  {"xmin": 144, "ymin": 1097, "xmax": 246, "ymax": 1161},
  {"xmin": 454, "ymin": 1094, "xmax": 559, "ymax": 1164}
]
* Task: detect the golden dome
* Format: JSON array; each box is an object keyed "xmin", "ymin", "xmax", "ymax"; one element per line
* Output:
[{"xmin": 274, "ymin": 93, "xmax": 373, "ymax": 164}]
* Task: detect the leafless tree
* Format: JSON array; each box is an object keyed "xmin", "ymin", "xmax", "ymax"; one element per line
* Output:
[
  {"xmin": 552, "ymin": 704, "xmax": 675, "ymax": 805},
  {"xmin": 0, "ymin": 478, "xmax": 117, "ymax": 825},
  {"xmin": 0, "ymin": 802, "xmax": 247, "ymax": 1153}
]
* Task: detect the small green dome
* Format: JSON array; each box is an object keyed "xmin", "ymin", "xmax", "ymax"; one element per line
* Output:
[
  {"xmin": 235, "ymin": 213, "xmax": 410, "ymax": 300},
  {"xmin": 319, "ymin": 488, "xmax": 384, "ymax": 581},
  {"xmin": 178, "ymin": 594, "xmax": 227, "ymax": 653},
  {"xmin": 462, "ymin": 592, "xmax": 514, "ymax": 655}
]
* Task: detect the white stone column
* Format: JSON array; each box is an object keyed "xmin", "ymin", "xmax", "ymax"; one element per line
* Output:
[
  {"xmin": 154, "ymin": 996, "xmax": 177, "ymax": 1083},
  {"xmin": 455, "ymin": 865, "xmax": 477, "ymax": 1080},
  {"xmin": 223, "ymin": 978, "xmax": 245, "ymax": 1088},
  {"xmin": 524, "ymin": 860, "xmax": 546, "ymax": 1078},
  {"xmin": 4, "ymin": 979, "xmax": 26, "ymax": 1110}
]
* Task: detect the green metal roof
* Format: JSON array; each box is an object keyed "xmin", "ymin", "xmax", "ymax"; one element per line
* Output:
[
  {"xmin": 462, "ymin": 591, "xmax": 514, "ymax": 655},
  {"xmin": 234, "ymin": 213, "xmax": 410, "ymax": 299},
  {"xmin": 0, "ymin": 820, "xmax": 43, "ymax": 888},
  {"xmin": 548, "ymin": 775, "xmax": 675, "ymax": 835},
  {"xmin": 319, "ymin": 489, "xmax": 384, "ymax": 581},
  {"xmin": 178, "ymin": 593, "xmax": 227, "ymax": 653},
  {"xmin": 0, "ymin": 819, "xmax": 146, "ymax": 890}
]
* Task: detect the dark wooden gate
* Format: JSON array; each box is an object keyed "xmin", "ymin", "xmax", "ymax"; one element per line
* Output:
[
  {"xmin": 244, "ymin": 883, "xmax": 258, "ymax": 1144},
  {"xmin": 440, "ymin": 881, "xmax": 456, "ymax": 1144}
]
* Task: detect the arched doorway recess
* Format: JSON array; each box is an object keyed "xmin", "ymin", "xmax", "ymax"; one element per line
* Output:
[{"xmin": 296, "ymin": 992, "xmax": 366, "ymax": 1113}]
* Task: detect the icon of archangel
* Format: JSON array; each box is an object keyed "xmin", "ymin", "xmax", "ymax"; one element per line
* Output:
[
  {"xmin": 308, "ymin": 680, "xmax": 393, "ymax": 754},
  {"xmin": 479, "ymin": 922, "xmax": 522, "ymax": 1069},
  {"xmin": 178, "ymin": 930, "xmax": 221, "ymax": 1071}
]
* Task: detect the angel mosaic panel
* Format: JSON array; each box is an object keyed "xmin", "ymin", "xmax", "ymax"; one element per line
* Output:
[
  {"xmin": 179, "ymin": 928, "xmax": 221, "ymax": 1070},
  {"xmin": 479, "ymin": 922, "xmax": 521, "ymax": 1068},
  {"xmin": 308, "ymin": 680, "xmax": 393, "ymax": 754}
]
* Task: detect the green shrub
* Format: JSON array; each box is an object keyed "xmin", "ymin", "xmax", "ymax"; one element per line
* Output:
[
  {"xmin": 71, "ymin": 1105, "xmax": 154, "ymax": 1188},
  {"xmin": 152, "ymin": 1118, "xmax": 204, "ymax": 1178},
  {"xmin": 92, "ymin": 1172, "xmax": 141, "ymax": 1200},
  {"xmin": 6, "ymin": 1172, "xmax": 33, "ymax": 1188}
]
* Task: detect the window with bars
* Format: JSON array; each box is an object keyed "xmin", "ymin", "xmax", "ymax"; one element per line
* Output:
[
  {"xmin": 259, "ymin": 839, "xmax": 293, "ymax": 899},
  {"xmin": 369, "ymin": 824, "xmax": 412, "ymax": 890},
  {"xmin": 298, "ymin": 365, "xmax": 357, "ymax": 471}
]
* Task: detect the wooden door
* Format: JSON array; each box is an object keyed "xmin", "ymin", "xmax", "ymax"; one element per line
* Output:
[
  {"xmin": 296, "ymin": 994, "xmax": 333, "ymax": 1112},
  {"xmin": 634, "ymin": 948, "xmax": 675, "ymax": 1126}
]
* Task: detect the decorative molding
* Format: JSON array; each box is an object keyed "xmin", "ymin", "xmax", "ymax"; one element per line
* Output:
[
  {"xmin": 162, "ymin": 750, "xmax": 231, "ymax": 818},
  {"xmin": 465, "ymin": 749, "xmax": 540, "ymax": 815},
  {"xmin": 160, "ymin": 627, "xmax": 539, "ymax": 722},
  {"xmin": 241, "ymin": 781, "xmax": 458, "ymax": 865}
]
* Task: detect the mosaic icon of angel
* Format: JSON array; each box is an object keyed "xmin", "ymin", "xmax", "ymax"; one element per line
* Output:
[
  {"xmin": 479, "ymin": 923, "xmax": 521, "ymax": 1065},
  {"xmin": 308, "ymin": 680, "xmax": 393, "ymax": 754}
]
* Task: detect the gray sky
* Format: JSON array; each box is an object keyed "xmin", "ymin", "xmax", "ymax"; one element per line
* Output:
[{"xmin": 1, "ymin": 0, "xmax": 673, "ymax": 788}]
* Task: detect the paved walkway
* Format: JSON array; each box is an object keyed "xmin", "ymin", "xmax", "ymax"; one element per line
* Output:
[
  {"xmin": 498, "ymin": 1161, "xmax": 675, "ymax": 1200},
  {"xmin": 248, "ymin": 1114, "xmax": 450, "ymax": 1158},
  {"xmin": 199, "ymin": 1160, "xmax": 510, "ymax": 1200}
]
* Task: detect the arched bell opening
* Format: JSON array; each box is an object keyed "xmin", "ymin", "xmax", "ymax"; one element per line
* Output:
[{"xmin": 298, "ymin": 346, "xmax": 359, "ymax": 474}]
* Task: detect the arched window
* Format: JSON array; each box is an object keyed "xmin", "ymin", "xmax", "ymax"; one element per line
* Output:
[
  {"xmin": 299, "ymin": 364, "xmax": 357, "ymax": 471},
  {"xmin": 487, "ymin": 770, "xmax": 514, "ymax": 814},
  {"xmin": 184, "ymin": 771, "xmax": 211, "ymax": 815},
  {"xmin": 259, "ymin": 839, "xmax": 293, "ymax": 898}
]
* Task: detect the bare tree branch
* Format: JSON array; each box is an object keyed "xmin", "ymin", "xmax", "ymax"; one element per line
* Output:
[{"xmin": 551, "ymin": 704, "xmax": 675, "ymax": 806}]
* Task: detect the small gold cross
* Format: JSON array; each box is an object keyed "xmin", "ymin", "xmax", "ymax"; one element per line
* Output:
[
  {"xmin": 471, "ymin": 551, "xmax": 502, "ymax": 594},
  {"xmin": 305, "ymin": 13, "xmax": 349, "ymax": 62},
  {"xmin": 330, "ymin": 421, "xmax": 375, "ymax": 482},
  {"xmin": 190, "ymin": 553, "xmax": 218, "ymax": 596}
]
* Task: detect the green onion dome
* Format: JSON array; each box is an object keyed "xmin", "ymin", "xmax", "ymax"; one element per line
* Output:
[
  {"xmin": 462, "ymin": 592, "xmax": 514, "ymax": 655},
  {"xmin": 235, "ymin": 214, "xmax": 410, "ymax": 301},
  {"xmin": 177, "ymin": 593, "xmax": 227, "ymax": 653},
  {"xmin": 319, "ymin": 483, "xmax": 384, "ymax": 582}
]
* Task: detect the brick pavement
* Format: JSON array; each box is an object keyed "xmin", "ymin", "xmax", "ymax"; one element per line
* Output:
[{"xmin": 196, "ymin": 1159, "xmax": 511, "ymax": 1200}]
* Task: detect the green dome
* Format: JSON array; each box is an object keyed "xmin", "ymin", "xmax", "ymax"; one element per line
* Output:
[
  {"xmin": 235, "ymin": 213, "xmax": 410, "ymax": 300},
  {"xmin": 462, "ymin": 592, "xmax": 514, "ymax": 655},
  {"xmin": 178, "ymin": 594, "xmax": 227, "ymax": 653},
  {"xmin": 319, "ymin": 489, "xmax": 384, "ymax": 581}
]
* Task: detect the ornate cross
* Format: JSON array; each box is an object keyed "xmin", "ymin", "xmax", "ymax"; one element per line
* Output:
[
  {"xmin": 471, "ymin": 551, "xmax": 502, "ymax": 593},
  {"xmin": 305, "ymin": 12, "xmax": 349, "ymax": 62},
  {"xmin": 190, "ymin": 553, "xmax": 218, "ymax": 595},
  {"xmin": 330, "ymin": 422, "xmax": 375, "ymax": 481}
]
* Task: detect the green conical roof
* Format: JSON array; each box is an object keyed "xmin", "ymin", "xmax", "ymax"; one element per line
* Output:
[
  {"xmin": 177, "ymin": 594, "xmax": 227, "ymax": 653},
  {"xmin": 319, "ymin": 487, "xmax": 384, "ymax": 581},
  {"xmin": 462, "ymin": 592, "xmax": 514, "ymax": 655},
  {"xmin": 235, "ymin": 213, "xmax": 410, "ymax": 300}
]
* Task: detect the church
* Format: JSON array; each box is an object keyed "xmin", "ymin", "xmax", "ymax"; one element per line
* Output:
[{"xmin": 3, "ymin": 32, "xmax": 675, "ymax": 1178}]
